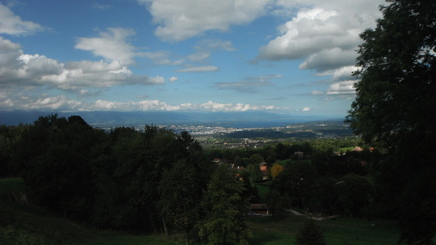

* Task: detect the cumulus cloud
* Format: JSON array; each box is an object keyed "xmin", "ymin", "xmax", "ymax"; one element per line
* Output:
[
  {"xmin": 0, "ymin": 3, "xmax": 45, "ymax": 35},
  {"xmin": 298, "ymin": 48, "xmax": 357, "ymax": 72},
  {"xmin": 75, "ymin": 28, "xmax": 137, "ymax": 65},
  {"xmin": 326, "ymin": 80, "xmax": 356, "ymax": 95},
  {"xmin": 259, "ymin": 0, "xmax": 383, "ymax": 76},
  {"xmin": 169, "ymin": 76, "xmax": 178, "ymax": 82},
  {"xmin": 176, "ymin": 66, "xmax": 219, "ymax": 72},
  {"xmin": 0, "ymin": 37, "xmax": 165, "ymax": 91},
  {"xmin": 138, "ymin": 0, "xmax": 271, "ymax": 42},
  {"xmin": 257, "ymin": 0, "xmax": 383, "ymax": 99},
  {"xmin": 0, "ymin": 95, "xmax": 278, "ymax": 112}
]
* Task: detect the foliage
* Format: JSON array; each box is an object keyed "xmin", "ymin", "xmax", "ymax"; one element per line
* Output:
[
  {"xmin": 0, "ymin": 169, "xmax": 401, "ymax": 245},
  {"xmin": 12, "ymin": 115, "xmax": 99, "ymax": 220},
  {"xmin": 198, "ymin": 165, "xmax": 252, "ymax": 245},
  {"xmin": 347, "ymin": 0, "xmax": 436, "ymax": 243},
  {"xmin": 2, "ymin": 114, "xmax": 210, "ymax": 235},
  {"xmin": 0, "ymin": 113, "xmax": 415, "ymax": 242},
  {"xmin": 158, "ymin": 160, "xmax": 205, "ymax": 244},
  {"xmin": 295, "ymin": 219, "xmax": 327, "ymax": 245},
  {"xmin": 248, "ymin": 163, "xmax": 263, "ymax": 182},
  {"xmin": 273, "ymin": 160, "xmax": 319, "ymax": 208},
  {"xmin": 265, "ymin": 189, "xmax": 287, "ymax": 219},
  {"xmin": 336, "ymin": 174, "xmax": 374, "ymax": 217},
  {"xmin": 270, "ymin": 163, "xmax": 284, "ymax": 180}
]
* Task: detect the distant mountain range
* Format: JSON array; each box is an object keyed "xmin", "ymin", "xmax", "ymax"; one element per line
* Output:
[{"xmin": 0, "ymin": 110, "xmax": 345, "ymax": 128}]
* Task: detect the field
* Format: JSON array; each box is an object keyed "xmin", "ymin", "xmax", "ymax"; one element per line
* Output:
[
  {"xmin": 0, "ymin": 178, "xmax": 399, "ymax": 245},
  {"xmin": 248, "ymin": 215, "xmax": 398, "ymax": 245}
]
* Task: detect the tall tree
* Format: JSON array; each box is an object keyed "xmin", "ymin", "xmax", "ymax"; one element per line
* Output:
[
  {"xmin": 158, "ymin": 160, "xmax": 205, "ymax": 244},
  {"xmin": 347, "ymin": 0, "xmax": 436, "ymax": 243},
  {"xmin": 198, "ymin": 165, "xmax": 251, "ymax": 245}
]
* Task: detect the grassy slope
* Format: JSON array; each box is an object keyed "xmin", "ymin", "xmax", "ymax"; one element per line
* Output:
[
  {"xmin": 0, "ymin": 178, "xmax": 400, "ymax": 245},
  {"xmin": 248, "ymin": 215, "xmax": 399, "ymax": 245},
  {"xmin": 0, "ymin": 178, "xmax": 173, "ymax": 245}
]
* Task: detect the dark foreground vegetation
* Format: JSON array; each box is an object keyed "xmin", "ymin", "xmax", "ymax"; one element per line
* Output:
[
  {"xmin": 0, "ymin": 112, "xmax": 428, "ymax": 245},
  {"xmin": 1, "ymin": 177, "xmax": 400, "ymax": 245}
]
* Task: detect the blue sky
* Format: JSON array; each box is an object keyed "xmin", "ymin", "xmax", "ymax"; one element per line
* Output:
[{"xmin": 0, "ymin": 0, "xmax": 384, "ymax": 117}]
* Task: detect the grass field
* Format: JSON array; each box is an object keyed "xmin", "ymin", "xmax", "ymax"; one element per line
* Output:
[
  {"xmin": 0, "ymin": 178, "xmax": 400, "ymax": 245},
  {"xmin": 248, "ymin": 215, "xmax": 399, "ymax": 245}
]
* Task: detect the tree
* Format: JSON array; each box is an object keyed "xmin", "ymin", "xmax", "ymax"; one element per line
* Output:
[
  {"xmin": 273, "ymin": 161, "xmax": 318, "ymax": 208},
  {"xmin": 347, "ymin": 0, "xmax": 436, "ymax": 148},
  {"xmin": 270, "ymin": 163, "xmax": 284, "ymax": 180},
  {"xmin": 346, "ymin": 0, "xmax": 436, "ymax": 243},
  {"xmin": 248, "ymin": 163, "xmax": 263, "ymax": 182},
  {"xmin": 248, "ymin": 153, "xmax": 264, "ymax": 165},
  {"xmin": 295, "ymin": 219, "xmax": 327, "ymax": 245},
  {"xmin": 336, "ymin": 174, "xmax": 373, "ymax": 217},
  {"xmin": 198, "ymin": 165, "xmax": 251, "ymax": 245},
  {"xmin": 158, "ymin": 160, "xmax": 205, "ymax": 244}
]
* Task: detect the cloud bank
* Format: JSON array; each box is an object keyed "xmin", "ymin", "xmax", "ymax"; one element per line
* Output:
[{"xmin": 0, "ymin": 95, "xmax": 278, "ymax": 112}]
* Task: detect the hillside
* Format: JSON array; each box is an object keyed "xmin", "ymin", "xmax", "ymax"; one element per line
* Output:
[
  {"xmin": 0, "ymin": 178, "xmax": 399, "ymax": 245},
  {"xmin": 0, "ymin": 178, "xmax": 170, "ymax": 245}
]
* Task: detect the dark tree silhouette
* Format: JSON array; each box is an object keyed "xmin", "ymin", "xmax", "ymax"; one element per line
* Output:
[{"xmin": 347, "ymin": 0, "xmax": 436, "ymax": 243}]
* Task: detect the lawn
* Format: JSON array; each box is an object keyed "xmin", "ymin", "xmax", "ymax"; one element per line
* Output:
[
  {"xmin": 247, "ymin": 214, "xmax": 400, "ymax": 245},
  {"xmin": 254, "ymin": 181, "xmax": 271, "ymax": 201}
]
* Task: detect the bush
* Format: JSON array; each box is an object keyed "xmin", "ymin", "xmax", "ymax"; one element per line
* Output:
[{"xmin": 295, "ymin": 219, "xmax": 327, "ymax": 245}]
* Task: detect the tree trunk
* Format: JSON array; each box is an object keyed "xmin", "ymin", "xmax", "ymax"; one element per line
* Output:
[{"xmin": 162, "ymin": 217, "xmax": 168, "ymax": 237}]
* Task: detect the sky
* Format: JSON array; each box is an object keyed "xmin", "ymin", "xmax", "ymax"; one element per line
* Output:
[{"xmin": 0, "ymin": 0, "xmax": 385, "ymax": 118}]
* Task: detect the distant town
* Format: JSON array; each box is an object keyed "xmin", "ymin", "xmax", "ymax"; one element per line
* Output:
[{"xmin": 92, "ymin": 119, "xmax": 354, "ymax": 149}]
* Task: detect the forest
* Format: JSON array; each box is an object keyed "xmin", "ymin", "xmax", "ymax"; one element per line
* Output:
[{"xmin": 0, "ymin": 113, "xmax": 415, "ymax": 244}]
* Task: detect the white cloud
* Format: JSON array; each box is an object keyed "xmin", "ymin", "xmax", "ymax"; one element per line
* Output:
[
  {"xmin": 142, "ymin": 50, "xmax": 184, "ymax": 65},
  {"xmin": 138, "ymin": 0, "xmax": 271, "ymax": 42},
  {"xmin": 0, "ymin": 36, "xmax": 23, "ymax": 68},
  {"xmin": 75, "ymin": 28, "xmax": 136, "ymax": 65},
  {"xmin": 0, "ymin": 3, "xmax": 45, "ymax": 35},
  {"xmin": 0, "ymin": 95, "xmax": 278, "ymax": 112},
  {"xmin": 332, "ymin": 66, "xmax": 357, "ymax": 80},
  {"xmin": 200, "ymin": 101, "xmax": 277, "ymax": 111},
  {"xmin": 176, "ymin": 66, "xmax": 219, "ymax": 72},
  {"xmin": 302, "ymin": 107, "xmax": 310, "ymax": 111},
  {"xmin": 0, "ymin": 37, "xmax": 164, "ymax": 91},
  {"xmin": 259, "ymin": 1, "xmax": 383, "ymax": 73},
  {"xmin": 298, "ymin": 48, "xmax": 357, "ymax": 72},
  {"xmin": 169, "ymin": 76, "xmax": 178, "ymax": 82},
  {"xmin": 326, "ymin": 80, "xmax": 356, "ymax": 95}
]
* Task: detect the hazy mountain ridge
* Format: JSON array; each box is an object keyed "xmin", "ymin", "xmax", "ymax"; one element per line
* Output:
[{"xmin": 0, "ymin": 110, "xmax": 344, "ymax": 128}]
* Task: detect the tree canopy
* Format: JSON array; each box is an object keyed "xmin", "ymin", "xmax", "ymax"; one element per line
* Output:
[
  {"xmin": 347, "ymin": 0, "xmax": 436, "ymax": 243},
  {"xmin": 347, "ymin": 0, "xmax": 436, "ymax": 148}
]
